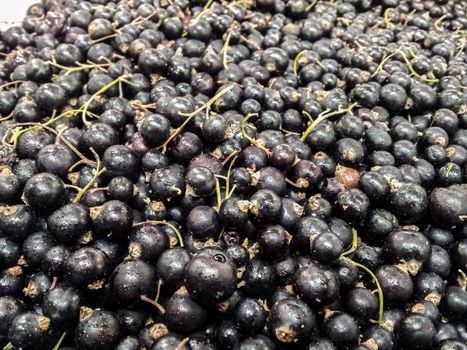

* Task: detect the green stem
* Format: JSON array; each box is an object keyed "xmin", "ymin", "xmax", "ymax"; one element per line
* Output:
[
  {"xmin": 384, "ymin": 8, "xmax": 395, "ymax": 29},
  {"xmin": 88, "ymin": 33, "xmax": 119, "ymax": 45},
  {"xmin": 65, "ymin": 184, "xmax": 82, "ymax": 192},
  {"xmin": 302, "ymin": 110, "xmax": 314, "ymax": 123},
  {"xmin": 132, "ymin": 11, "xmax": 158, "ymax": 26},
  {"xmin": 221, "ymin": 29, "xmax": 232, "ymax": 69},
  {"xmin": 225, "ymin": 151, "xmax": 239, "ymax": 197},
  {"xmin": 305, "ymin": 0, "xmax": 318, "ymax": 11},
  {"xmin": 226, "ymin": 184, "xmax": 237, "ymax": 199},
  {"xmin": 162, "ymin": 221, "xmax": 184, "ymax": 247},
  {"xmin": 134, "ymin": 221, "xmax": 184, "ymax": 247},
  {"xmin": 241, "ymin": 113, "xmax": 270, "ymax": 154},
  {"xmin": 227, "ymin": 0, "xmax": 253, "ymax": 14},
  {"xmin": 340, "ymin": 230, "xmax": 384, "ymax": 325},
  {"xmin": 204, "ymin": 0, "xmax": 214, "ymax": 9},
  {"xmin": 52, "ymin": 332, "xmax": 67, "ymax": 350},
  {"xmin": 81, "ymin": 74, "xmax": 131, "ymax": 126},
  {"xmin": 214, "ymin": 150, "xmax": 239, "ymax": 200},
  {"xmin": 4, "ymin": 108, "xmax": 78, "ymax": 147},
  {"xmin": 47, "ymin": 61, "xmax": 111, "ymax": 75},
  {"xmin": 3, "ymin": 122, "xmax": 96, "ymax": 168},
  {"xmin": 293, "ymin": 50, "xmax": 308, "ymax": 76},
  {"xmin": 399, "ymin": 51, "xmax": 439, "ymax": 83},
  {"xmin": 372, "ymin": 50, "xmax": 399, "ymax": 77},
  {"xmin": 194, "ymin": 0, "xmax": 214, "ymax": 21},
  {"xmin": 159, "ymin": 85, "xmax": 234, "ymax": 153},
  {"xmin": 215, "ymin": 177, "xmax": 222, "ymax": 211},
  {"xmin": 345, "ymin": 258, "xmax": 384, "ymax": 325},
  {"xmin": 403, "ymin": 9, "xmax": 417, "ymax": 25},
  {"xmin": 69, "ymin": 160, "xmax": 87, "ymax": 172},
  {"xmin": 155, "ymin": 15, "xmax": 165, "ymax": 28},
  {"xmin": 42, "ymin": 125, "xmax": 96, "ymax": 167},
  {"xmin": 73, "ymin": 149, "xmax": 105, "ymax": 204},
  {"xmin": 300, "ymin": 102, "xmax": 358, "ymax": 142},
  {"xmin": 341, "ymin": 229, "xmax": 358, "ymax": 256}
]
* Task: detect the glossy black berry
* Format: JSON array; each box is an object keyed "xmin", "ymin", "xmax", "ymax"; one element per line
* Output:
[
  {"xmin": 23, "ymin": 172, "xmax": 65, "ymax": 214},
  {"xmin": 396, "ymin": 314, "xmax": 436, "ymax": 350},
  {"xmin": 8, "ymin": 312, "xmax": 51, "ymax": 350},
  {"xmin": 47, "ymin": 203, "xmax": 90, "ymax": 243},
  {"xmin": 128, "ymin": 225, "xmax": 168, "ymax": 264},
  {"xmin": 92, "ymin": 200, "xmax": 133, "ymax": 240},
  {"xmin": 76, "ymin": 309, "xmax": 121, "ymax": 350},
  {"xmin": 376, "ymin": 265, "xmax": 413, "ymax": 305},
  {"xmin": 110, "ymin": 259, "xmax": 157, "ymax": 307},
  {"xmin": 65, "ymin": 247, "xmax": 110, "ymax": 290},
  {"xmin": 102, "ymin": 145, "xmax": 139, "ymax": 178},
  {"xmin": 185, "ymin": 248, "xmax": 237, "ymax": 303},
  {"xmin": 294, "ymin": 263, "xmax": 339, "ymax": 307},
  {"xmin": 42, "ymin": 286, "xmax": 81, "ymax": 325},
  {"xmin": 249, "ymin": 189, "xmax": 283, "ymax": 225},
  {"xmin": 325, "ymin": 312, "xmax": 360, "ymax": 348},
  {"xmin": 164, "ymin": 294, "xmax": 207, "ymax": 334},
  {"xmin": 267, "ymin": 297, "xmax": 316, "ymax": 344},
  {"xmin": 233, "ymin": 298, "xmax": 266, "ymax": 335}
]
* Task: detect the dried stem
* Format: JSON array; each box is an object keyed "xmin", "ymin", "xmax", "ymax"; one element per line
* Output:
[
  {"xmin": 0, "ymin": 80, "xmax": 26, "ymax": 90},
  {"xmin": 225, "ymin": 151, "xmax": 238, "ymax": 197},
  {"xmin": 384, "ymin": 8, "xmax": 396, "ymax": 30},
  {"xmin": 175, "ymin": 338, "xmax": 190, "ymax": 350},
  {"xmin": 140, "ymin": 294, "xmax": 166, "ymax": 313}
]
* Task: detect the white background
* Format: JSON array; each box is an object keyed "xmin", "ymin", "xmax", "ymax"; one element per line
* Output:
[{"xmin": 0, "ymin": 1, "xmax": 38, "ymax": 30}]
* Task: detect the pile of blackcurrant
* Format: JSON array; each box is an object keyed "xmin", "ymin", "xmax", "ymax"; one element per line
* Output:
[{"xmin": 0, "ymin": 0, "xmax": 466, "ymax": 349}]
